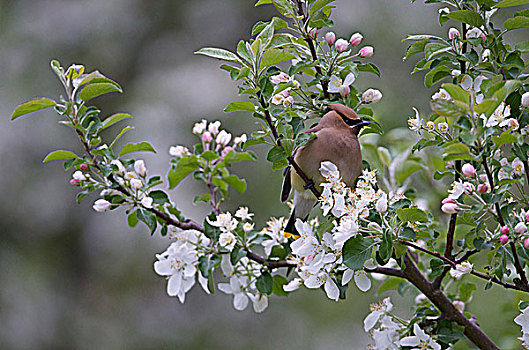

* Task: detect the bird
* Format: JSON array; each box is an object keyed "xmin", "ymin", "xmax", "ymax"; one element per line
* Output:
[{"xmin": 281, "ymin": 103, "xmax": 372, "ymax": 236}]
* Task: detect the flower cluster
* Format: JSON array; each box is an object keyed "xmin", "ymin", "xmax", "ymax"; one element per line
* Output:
[
  {"xmin": 364, "ymin": 297, "xmax": 442, "ymax": 350},
  {"xmin": 515, "ymin": 305, "xmax": 529, "ymax": 349}
]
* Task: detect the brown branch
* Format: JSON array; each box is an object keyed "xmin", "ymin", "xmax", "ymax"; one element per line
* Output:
[
  {"xmin": 294, "ymin": 0, "xmax": 330, "ymax": 99},
  {"xmin": 365, "ymin": 266, "xmax": 406, "ymax": 279},
  {"xmin": 523, "ymin": 159, "xmax": 529, "ymax": 190},
  {"xmin": 258, "ymin": 94, "xmax": 321, "ymax": 198},
  {"xmin": 246, "ymin": 251, "xmax": 295, "ymax": 269},
  {"xmin": 402, "ymin": 254, "xmax": 499, "ymax": 349}
]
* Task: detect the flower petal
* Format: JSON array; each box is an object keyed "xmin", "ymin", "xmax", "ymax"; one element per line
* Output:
[
  {"xmin": 233, "ymin": 292, "xmax": 249, "ymax": 311},
  {"xmin": 354, "ymin": 271, "xmax": 371, "ymax": 292},
  {"xmin": 324, "ymin": 278, "xmax": 339, "ymax": 301}
]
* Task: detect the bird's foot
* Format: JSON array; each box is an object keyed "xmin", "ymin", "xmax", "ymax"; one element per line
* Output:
[{"xmin": 303, "ymin": 179, "xmax": 315, "ymax": 190}]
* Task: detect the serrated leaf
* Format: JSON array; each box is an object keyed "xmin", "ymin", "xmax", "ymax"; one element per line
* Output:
[
  {"xmin": 42, "ymin": 150, "xmax": 79, "ymax": 163},
  {"xmin": 267, "ymin": 146, "xmax": 288, "ymax": 162},
  {"xmin": 495, "ymin": 0, "xmax": 529, "ymax": 7},
  {"xmin": 195, "ymin": 47, "xmax": 241, "ymax": 63},
  {"xmin": 396, "ymin": 208, "xmax": 427, "ymax": 222},
  {"xmin": 343, "ymin": 236, "xmax": 375, "ymax": 270},
  {"xmin": 101, "ymin": 113, "xmax": 132, "ymax": 130},
  {"xmin": 11, "ymin": 97, "xmax": 57, "ymax": 120},
  {"xmin": 223, "ymin": 175, "xmax": 247, "ymax": 193},
  {"xmin": 446, "ymin": 10, "xmax": 484, "ymax": 27},
  {"xmin": 119, "ymin": 142, "xmax": 157, "ymax": 157},
  {"xmin": 224, "ymin": 101, "xmax": 255, "ymax": 113},
  {"xmin": 261, "ymin": 48, "xmax": 296, "ymax": 68},
  {"xmin": 505, "ymin": 16, "xmax": 529, "ymax": 30},
  {"xmin": 79, "ymin": 82, "xmax": 122, "ymax": 102},
  {"xmin": 442, "ymin": 83, "xmax": 470, "ymax": 104}
]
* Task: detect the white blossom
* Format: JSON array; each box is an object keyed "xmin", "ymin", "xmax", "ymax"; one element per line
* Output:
[
  {"xmin": 93, "ymin": 199, "xmax": 111, "ymax": 212},
  {"xmin": 408, "ymin": 107, "xmax": 422, "ymax": 132},
  {"xmin": 400, "ymin": 324, "xmax": 441, "ymax": 350},
  {"xmin": 450, "ymin": 261, "xmax": 473, "ymax": 280},
  {"xmin": 169, "ymin": 145, "xmax": 190, "ymax": 158},
  {"xmin": 219, "ymin": 232, "xmax": 237, "ymax": 251},
  {"xmin": 208, "ymin": 120, "xmax": 221, "ymax": 135},
  {"xmin": 218, "ymin": 275, "xmax": 250, "ymax": 311},
  {"xmin": 72, "ymin": 171, "xmax": 86, "ymax": 181},
  {"xmin": 193, "ymin": 119, "xmax": 207, "ymax": 134},
  {"xmin": 327, "ymin": 73, "xmax": 356, "ymax": 95},
  {"xmin": 134, "ymin": 160, "xmax": 147, "ymax": 177},
  {"xmin": 362, "ymin": 88, "xmax": 383, "ymax": 103},
  {"xmin": 235, "ymin": 206, "xmax": 254, "ymax": 221}
]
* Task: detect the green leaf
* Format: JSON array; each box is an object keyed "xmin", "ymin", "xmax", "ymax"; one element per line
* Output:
[
  {"xmin": 194, "ymin": 47, "xmax": 241, "ymax": 63},
  {"xmin": 430, "ymin": 258, "xmax": 445, "ymax": 276},
  {"xmin": 127, "ymin": 210, "xmax": 139, "ymax": 227},
  {"xmin": 378, "ymin": 230, "xmax": 393, "ymax": 263},
  {"xmin": 109, "ymin": 126, "xmax": 134, "ymax": 149},
  {"xmin": 137, "ymin": 209, "xmax": 157, "ymax": 233},
  {"xmin": 504, "ymin": 16, "xmax": 529, "ymax": 30},
  {"xmin": 224, "ymin": 101, "xmax": 255, "ymax": 113},
  {"xmin": 224, "ymin": 151, "xmax": 257, "ymax": 163},
  {"xmin": 261, "ymin": 48, "xmax": 296, "ymax": 67},
  {"xmin": 101, "ymin": 113, "xmax": 132, "ymax": 130},
  {"xmin": 495, "ymin": 0, "xmax": 529, "ymax": 7},
  {"xmin": 119, "ymin": 142, "xmax": 157, "ymax": 157},
  {"xmin": 395, "ymin": 160, "xmax": 425, "ymax": 183},
  {"xmin": 446, "ymin": 10, "xmax": 484, "ymax": 27},
  {"xmin": 442, "ymin": 83, "xmax": 470, "ymax": 104},
  {"xmin": 42, "ymin": 150, "xmax": 79, "ymax": 163},
  {"xmin": 459, "ymin": 282, "xmax": 477, "ymax": 302},
  {"xmin": 430, "ymin": 99, "xmax": 467, "ymax": 117},
  {"xmin": 11, "ymin": 97, "xmax": 57, "ymax": 120},
  {"xmin": 404, "ymin": 39, "xmax": 429, "ymax": 61},
  {"xmin": 272, "ymin": 0, "xmax": 292, "ymax": 17},
  {"xmin": 79, "ymin": 82, "xmax": 122, "ymax": 102},
  {"xmin": 256, "ymin": 272, "xmax": 274, "ymax": 295},
  {"xmin": 201, "ymin": 151, "xmax": 219, "ymax": 161},
  {"xmin": 515, "ymin": 40, "xmax": 529, "ymax": 52},
  {"xmin": 267, "ymin": 146, "xmax": 288, "ymax": 162},
  {"xmin": 168, "ymin": 162, "xmax": 198, "ymax": 189},
  {"xmin": 272, "ymin": 275, "xmax": 289, "ymax": 296},
  {"xmin": 343, "ymin": 236, "xmax": 375, "ymax": 270},
  {"xmin": 424, "ymin": 65, "xmax": 451, "ymax": 88},
  {"xmin": 396, "ymin": 208, "xmax": 428, "ymax": 222},
  {"xmin": 357, "ymin": 63, "xmax": 381, "ymax": 77},
  {"xmin": 149, "ymin": 190, "xmax": 169, "ymax": 205},
  {"xmin": 474, "ymin": 98, "xmax": 500, "ymax": 116},
  {"xmin": 223, "ymin": 175, "xmax": 247, "ymax": 193},
  {"xmin": 309, "ymin": 0, "xmax": 335, "ymax": 16},
  {"xmin": 492, "ymin": 131, "xmax": 518, "ymax": 147},
  {"xmin": 255, "ymin": 0, "xmax": 272, "ymax": 5},
  {"xmin": 424, "ymin": 42, "xmax": 452, "ymax": 60}
]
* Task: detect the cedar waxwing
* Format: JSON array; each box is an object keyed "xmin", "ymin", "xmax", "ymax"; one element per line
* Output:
[{"xmin": 282, "ymin": 103, "xmax": 372, "ymax": 236}]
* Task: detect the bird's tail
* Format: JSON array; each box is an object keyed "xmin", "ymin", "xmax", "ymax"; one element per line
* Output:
[{"xmin": 284, "ymin": 191, "xmax": 317, "ymax": 238}]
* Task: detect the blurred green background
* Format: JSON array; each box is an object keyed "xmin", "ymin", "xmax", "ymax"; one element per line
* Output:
[{"xmin": 1, "ymin": 0, "xmax": 527, "ymax": 348}]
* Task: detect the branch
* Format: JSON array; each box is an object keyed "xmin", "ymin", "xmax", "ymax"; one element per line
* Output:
[
  {"xmin": 402, "ymin": 254, "xmax": 499, "ymax": 350},
  {"xmin": 365, "ymin": 266, "xmax": 406, "ymax": 279},
  {"xmin": 246, "ymin": 251, "xmax": 295, "ymax": 269},
  {"xmin": 257, "ymin": 94, "xmax": 321, "ymax": 198},
  {"xmin": 294, "ymin": 0, "xmax": 330, "ymax": 99}
]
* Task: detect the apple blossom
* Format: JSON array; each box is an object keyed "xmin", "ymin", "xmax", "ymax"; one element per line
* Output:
[
  {"xmin": 308, "ymin": 27, "xmax": 317, "ymax": 38},
  {"xmin": 512, "ymin": 158, "xmax": 524, "ymax": 176},
  {"xmin": 141, "ymin": 196, "xmax": 153, "ymax": 209},
  {"xmin": 233, "ymin": 134, "xmax": 247, "ymax": 146},
  {"xmin": 216, "ymin": 130, "xmax": 232, "ymax": 146},
  {"xmin": 466, "ymin": 27, "xmax": 486, "ymax": 41},
  {"xmin": 407, "ymin": 107, "xmax": 422, "ymax": 132},
  {"xmin": 134, "ymin": 159, "xmax": 147, "ymax": 177},
  {"xmin": 522, "ymin": 92, "xmax": 529, "ymax": 108},
  {"xmin": 359, "ymin": 46, "xmax": 374, "ymax": 57},
  {"xmin": 500, "ymin": 234, "xmax": 509, "ymax": 245},
  {"xmin": 219, "ymin": 232, "xmax": 237, "ymax": 251},
  {"xmin": 327, "ymin": 73, "xmax": 355, "ymax": 96},
  {"xmin": 449, "ymin": 261, "xmax": 473, "ymax": 279},
  {"xmin": 362, "ymin": 88, "xmax": 382, "ymax": 103},
  {"xmin": 208, "ymin": 120, "xmax": 221, "ymax": 135},
  {"xmin": 169, "ymin": 145, "xmax": 190, "ymax": 158},
  {"xmin": 325, "ymin": 31, "xmax": 336, "ymax": 45},
  {"xmin": 439, "ymin": 7, "xmax": 450, "ymax": 14},
  {"xmin": 438, "ymin": 122, "xmax": 449, "ymax": 133},
  {"xmin": 448, "ymin": 27, "xmax": 460, "ymax": 39},
  {"xmin": 249, "ymin": 294, "xmax": 268, "ymax": 313},
  {"xmin": 282, "ymin": 95, "xmax": 294, "ymax": 107},
  {"xmin": 400, "ymin": 324, "xmax": 441, "ymax": 350},
  {"xmin": 70, "ymin": 179, "xmax": 80, "ymax": 186},
  {"xmin": 110, "ymin": 159, "xmax": 125, "ymax": 174},
  {"xmin": 221, "ymin": 146, "xmax": 233, "ymax": 157},
  {"xmin": 201, "ymin": 131, "xmax": 213, "ymax": 142},
  {"xmin": 334, "ymin": 38, "xmax": 349, "ymax": 52},
  {"xmin": 218, "ymin": 275, "xmax": 250, "ymax": 311},
  {"xmin": 462, "ymin": 163, "xmax": 476, "ymax": 177},
  {"xmin": 349, "ymin": 32, "xmax": 363, "ymax": 46},
  {"xmin": 79, "ymin": 163, "xmax": 89, "ymax": 171},
  {"xmin": 338, "ymin": 85, "xmax": 350, "ymax": 97},
  {"xmin": 130, "ymin": 178, "xmax": 142, "ymax": 190},
  {"xmin": 93, "ymin": 199, "xmax": 111, "ymax": 212},
  {"xmin": 72, "ymin": 170, "xmax": 86, "ymax": 181},
  {"xmin": 270, "ymin": 72, "xmax": 290, "ymax": 84},
  {"xmin": 432, "ymin": 88, "xmax": 453, "ymax": 101},
  {"xmin": 192, "ymin": 119, "xmax": 207, "ymax": 134},
  {"xmin": 501, "ymin": 226, "xmax": 510, "ymax": 235},
  {"xmin": 283, "ymin": 278, "xmax": 303, "ymax": 292},
  {"xmin": 441, "ymin": 202, "xmax": 458, "ymax": 214},
  {"xmin": 524, "ymin": 238, "xmax": 529, "ymax": 249},
  {"xmin": 426, "ymin": 121, "xmax": 435, "ymax": 131},
  {"xmin": 515, "ymin": 222, "xmax": 527, "ymax": 234}
]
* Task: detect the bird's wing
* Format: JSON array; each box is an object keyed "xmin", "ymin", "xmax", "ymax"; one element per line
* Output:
[{"xmin": 281, "ymin": 166, "xmax": 291, "ymax": 202}]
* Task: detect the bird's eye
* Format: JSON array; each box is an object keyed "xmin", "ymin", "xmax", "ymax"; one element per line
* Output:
[{"xmin": 344, "ymin": 118, "xmax": 363, "ymax": 127}]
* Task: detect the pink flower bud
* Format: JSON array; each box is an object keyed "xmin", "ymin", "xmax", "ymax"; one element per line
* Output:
[
  {"xmin": 522, "ymin": 92, "xmax": 529, "ymax": 108},
  {"xmin": 79, "ymin": 163, "xmax": 89, "ymax": 171},
  {"xmin": 359, "ymin": 46, "xmax": 374, "ymax": 58},
  {"xmin": 477, "ymin": 184, "xmax": 489, "ymax": 193},
  {"xmin": 325, "ymin": 32, "xmax": 336, "ymax": 45},
  {"xmin": 515, "ymin": 222, "xmax": 528, "ymax": 234},
  {"xmin": 448, "ymin": 28, "xmax": 460, "ymax": 40},
  {"xmin": 308, "ymin": 27, "xmax": 318, "ymax": 39},
  {"xmin": 202, "ymin": 131, "xmax": 213, "ymax": 142},
  {"xmin": 525, "ymin": 212, "xmax": 529, "ymax": 221},
  {"xmin": 349, "ymin": 33, "xmax": 363, "ymax": 46},
  {"xmin": 70, "ymin": 179, "xmax": 80, "ymax": 186},
  {"xmin": 441, "ymin": 202, "xmax": 459, "ymax": 214},
  {"xmin": 524, "ymin": 237, "xmax": 529, "ymax": 249},
  {"xmin": 471, "ymin": 128, "xmax": 475, "ymax": 135},
  {"xmin": 334, "ymin": 38, "xmax": 349, "ymax": 53},
  {"xmin": 338, "ymin": 85, "xmax": 350, "ymax": 97},
  {"xmin": 221, "ymin": 146, "xmax": 234, "ymax": 157},
  {"xmin": 462, "ymin": 163, "xmax": 476, "ymax": 177},
  {"xmin": 500, "ymin": 234, "xmax": 509, "ymax": 245},
  {"xmin": 442, "ymin": 198, "xmax": 456, "ymax": 205},
  {"xmin": 500, "ymin": 226, "xmax": 510, "ymax": 235}
]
